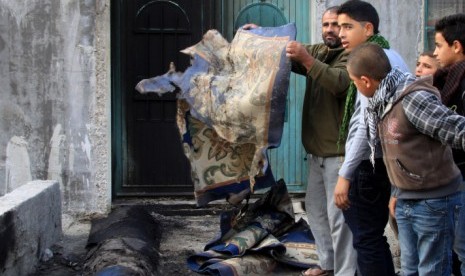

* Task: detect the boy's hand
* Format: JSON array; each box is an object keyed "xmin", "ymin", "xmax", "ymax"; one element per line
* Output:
[
  {"xmin": 334, "ymin": 176, "xmax": 350, "ymax": 210},
  {"xmin": 389, "ymin": 197, "xmax": 397, "ymax": 218}
]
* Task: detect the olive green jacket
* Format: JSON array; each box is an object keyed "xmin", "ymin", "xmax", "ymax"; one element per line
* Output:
[{"xmin": 292, "ymin": 43, "xmax": 350, "ymax": 157}]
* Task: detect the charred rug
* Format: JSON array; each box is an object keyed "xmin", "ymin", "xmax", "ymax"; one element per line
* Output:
[{"xmin": 136, "ymin": 24, "xmax": 296, "ymax": 206}]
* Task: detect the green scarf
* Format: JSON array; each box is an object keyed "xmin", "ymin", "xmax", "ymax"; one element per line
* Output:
[{"xmin": 337, "ymin": 34, "xmax": 390, "ymax": 151}]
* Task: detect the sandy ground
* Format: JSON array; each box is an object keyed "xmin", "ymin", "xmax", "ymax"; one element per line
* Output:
[{"xmin": 32, "ymin": 198, "xmax": 400, "ymax": 275}]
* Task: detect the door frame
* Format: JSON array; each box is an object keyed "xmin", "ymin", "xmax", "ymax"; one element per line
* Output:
[
  {"xmin": 111, "ymin": 0, "xmax": 219, "ymax": 198},
  {"xmin": 111, "ymin": 0, "xmax": 124, "ymax": 198}
]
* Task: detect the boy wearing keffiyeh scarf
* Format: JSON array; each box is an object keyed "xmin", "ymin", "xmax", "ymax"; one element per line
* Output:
[{"xmin": 348, "ymin": 42, "xmax": 465, "ymax": 276}]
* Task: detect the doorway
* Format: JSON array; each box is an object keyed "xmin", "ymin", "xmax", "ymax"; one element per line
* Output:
[{"xmin": 112, "ymin": 0, "xmax": 309, "ymax": 196}]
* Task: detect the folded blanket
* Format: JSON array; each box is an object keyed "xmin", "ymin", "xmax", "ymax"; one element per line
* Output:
[{"xmin": 187, "ymin": 180, "xmax": 320, "ymax": 275}]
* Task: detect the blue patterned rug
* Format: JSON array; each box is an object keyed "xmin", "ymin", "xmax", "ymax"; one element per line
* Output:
[
  {"xmin": 136, "ymin": 24, "xmax": 295, "ymax": 206},
  {"xmin": 135, "ymin": 25, "xmax": 321, "ymax": 274}
]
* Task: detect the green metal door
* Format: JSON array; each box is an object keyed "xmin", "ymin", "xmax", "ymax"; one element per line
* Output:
[{"xmin": 219, "ymin": 1, "xmax": 309, "ymax": 193}]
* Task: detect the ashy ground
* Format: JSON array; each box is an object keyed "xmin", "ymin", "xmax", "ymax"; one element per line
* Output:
[
  {"xmin": 32, "ymin": 198, "xmax": 234, "ymax": 276},
  {"xmin": 32, "ymin": 197, "xmax": 400, "ymax": 276}
]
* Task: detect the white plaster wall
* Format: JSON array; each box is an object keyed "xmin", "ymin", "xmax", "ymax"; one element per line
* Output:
[
  {"xmin": 311, "ymin": 0, "xmax": 424, "ymax": 72},
  {"xmin": 0, "ymin": 0, "xmax": 111, "ymax": 216}
]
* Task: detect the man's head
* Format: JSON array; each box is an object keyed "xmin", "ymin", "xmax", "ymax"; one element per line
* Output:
[
  {"xmin": 337, "ymin": 0, "xmax": 379, "ymax": 52},
  {"xmin": 434, "ymin": 13, "xmax": 465, "ymax": 67},
  {"xmin": 322, "ymin": 6, "xmax": 341, "ymax": 48},
  {"xmin": 415, "ymin": 51, "xmax": 439, "ymax": 77},
  {"xmin": 347, "ymin": 43, "xmax": 391, "ymax": 97}
]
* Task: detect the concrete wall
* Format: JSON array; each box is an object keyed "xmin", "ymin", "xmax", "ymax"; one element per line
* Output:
[
  {"xmin": 0, "ymin": 181, "xmax": 61, "ymax": 276},
  {"xmin": 311, "ymin": 0, "xmax": 424, "ymax": 72},
  {"xmin": 0, "ymin": 0, "xmax": 111, "ymax": 215}
]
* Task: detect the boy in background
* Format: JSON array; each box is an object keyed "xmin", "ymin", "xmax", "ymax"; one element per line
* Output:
[
  {"xmin": 416, "ymin": 51, "xmax": 440, "ymax": 77},
  {"xmin": 433, "ymin": 13, "xmax": 465, "ymax": 276}
]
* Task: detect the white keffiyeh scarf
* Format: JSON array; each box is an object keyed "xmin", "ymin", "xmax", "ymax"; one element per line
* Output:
[{"xmin": 365, "ymin": 68, "xmax": 407, "ymax": 165}]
